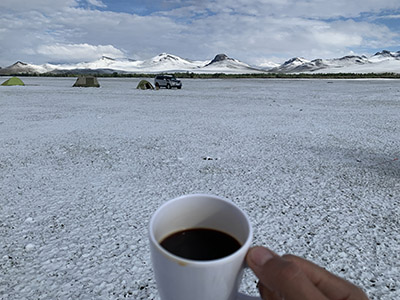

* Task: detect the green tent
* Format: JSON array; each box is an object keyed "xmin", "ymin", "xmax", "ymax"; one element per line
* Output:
[
  {"xmin": 73, "ymin": 75, "xmax": 100, "ymax": 87},
  {"xmin": 1, "ymin": 77, "xmax": 25, "ymax": 86},
  {"xmin": 136, "ymin": 80, "xmax": 154, "ymax": 90}
]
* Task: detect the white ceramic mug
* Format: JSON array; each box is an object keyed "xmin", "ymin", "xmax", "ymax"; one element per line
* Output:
[{"xmin": 149, "ymin": 194, "xmax": 261, "ymax": 300}]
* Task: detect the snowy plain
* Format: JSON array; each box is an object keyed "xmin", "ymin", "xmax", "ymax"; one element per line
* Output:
[{"xmin": 0, "ymin": 77, "xmax": 399, "ymax": 300}]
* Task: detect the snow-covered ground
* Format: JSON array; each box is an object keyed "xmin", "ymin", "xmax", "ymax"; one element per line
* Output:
[{"xmin": 0, "ymin": 77, "xmax": 399, "ymax": 300}]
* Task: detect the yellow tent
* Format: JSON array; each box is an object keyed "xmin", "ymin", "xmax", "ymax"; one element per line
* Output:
[{"xmin": 1, "ymin": 77, "xmax": 25, "ymax": 86}]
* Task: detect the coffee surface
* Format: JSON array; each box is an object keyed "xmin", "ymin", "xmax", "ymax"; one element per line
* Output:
[{"xmin": 160, "ymin": 228, "xmax": 241, "ymax": 261}]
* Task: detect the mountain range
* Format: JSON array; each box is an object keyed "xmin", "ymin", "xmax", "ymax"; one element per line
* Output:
[{"xmin": 1, "ymin": 50, "xmax": 399, "ymax": 75}]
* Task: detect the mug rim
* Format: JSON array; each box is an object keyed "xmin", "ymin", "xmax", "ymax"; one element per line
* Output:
[{"xmin": 149, "ymin": 193, "xmax": 253, "ymax": 266}]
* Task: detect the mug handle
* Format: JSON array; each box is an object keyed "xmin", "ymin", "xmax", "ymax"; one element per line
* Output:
[{"xmin": 236, "ymin": 293, "xmax": 262, "ymax": 300}]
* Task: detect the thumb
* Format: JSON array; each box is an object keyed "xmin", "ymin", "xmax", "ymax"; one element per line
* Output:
[{"xmin": 246, "ymin": 247, "xmax": 328, "ymax": 300}]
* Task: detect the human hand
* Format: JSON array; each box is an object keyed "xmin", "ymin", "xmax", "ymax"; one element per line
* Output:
[{"xmin": 246, "ymin": 246, "xmax": 369, "ymax": 300}]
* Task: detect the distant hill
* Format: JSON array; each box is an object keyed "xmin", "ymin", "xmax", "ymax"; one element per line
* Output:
[
  {"xmin": 269, "ymin": 51, "xmax": 400, "ymax": 74},
  {"xmin": 1, "ymin": 50, "xmax": 400, "ymax": 75}
]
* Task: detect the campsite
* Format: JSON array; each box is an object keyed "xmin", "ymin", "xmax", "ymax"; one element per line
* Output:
[{"xmin": 0, "ymin": 76, "xmax": 399, "ymax": 300}]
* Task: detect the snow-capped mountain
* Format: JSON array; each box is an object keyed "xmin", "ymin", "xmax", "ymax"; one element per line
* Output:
[
  {"xmin": 0, "ymin": 53, "xmax": 259, "ymax": 75},
  {"xmin": 134, "ymin": 53, "xmax": 205, "ymax": 71},
  {"xmin": 269, "ymin": 51, "xmax": 400, "ymax": 73},
  {"xmin": 1, "ymin": 50, "xmax": 400, "ymax": 75},
  {"xmin": 314, "ymin": 52, "xmax": 400, "ymax": 73},
  {"xmin": 199, "ymin": 54, "xmax": 263, "ymax": 73},
  {"xmin": 269, "ymin": 57, "xmax": 312, "ymax": 73},
  {"xmin": 0, "ymin": 61, "xmax": 54, "ymax": 74},
  {"xmin": 369, "ymin": 50, "xmax": 400, "ymax": 63},
  {"xmin": 258, "ymin": 61, "xmax": 280, "ymax": 69},
  {"xmin": 269, "ymin": 55, "xmax": 371, "ymax": 73}
]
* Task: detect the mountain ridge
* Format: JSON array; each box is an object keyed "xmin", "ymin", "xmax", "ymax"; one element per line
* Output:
[{"xmin": 1, "ymin": 51, "xmax": 400, "ymax": 75}]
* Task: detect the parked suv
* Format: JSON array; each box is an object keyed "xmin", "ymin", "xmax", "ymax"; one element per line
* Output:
[{"xmin": 154, "ymin": 74, "xmax": 182, "ymax": 89}]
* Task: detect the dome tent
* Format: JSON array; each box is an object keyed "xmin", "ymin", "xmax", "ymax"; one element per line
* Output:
[
  {"xmin": 1, "ymin": 76, "xmax": 25, "ymax": 86},
  {"xmin": 72, "ymin": 75, "xmax": 100, "ymax": 87},
  {"xmin": 136, "ymin": 80, "xmax": 154, "ymax": 90}
]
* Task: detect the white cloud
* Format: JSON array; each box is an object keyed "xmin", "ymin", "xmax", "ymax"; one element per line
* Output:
[
  {"xmin": 374, "ymin": 13, "xmax": 400, "ymax": 20},
  {"xmin": 0, "ymin": 0, "xmax": 399, "ymax": 66},
  {"xmin": 0, "ymin": 0, "xmax": 77, "ymax": 12},
  {"xmin": 164, "ymin": 0, "xmax": 400, "ymax": 20},
  {"xmin": 165, "ymin": 12, "xmax": 398, "ymax": 62},
  {"xmin": 36, "ymin": 43, "xmax": 125, "ymax": 62},
  {"xmin": 86, "ymin": 0, "xmax": 107, "ymax": 8},
  {"xmin": 146, "ymin": 0, "xmax": 400, "ymax": 62}
]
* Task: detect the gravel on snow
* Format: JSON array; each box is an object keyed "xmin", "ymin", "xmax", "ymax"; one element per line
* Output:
[{"xmin": 0, "ymin": 77, "xmax": 399, "ymax": 299}]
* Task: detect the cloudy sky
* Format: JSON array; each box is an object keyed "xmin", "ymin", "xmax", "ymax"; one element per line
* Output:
[{"xmin": 1, "ymin": 0, "xmax": 400, "ymax": 66}]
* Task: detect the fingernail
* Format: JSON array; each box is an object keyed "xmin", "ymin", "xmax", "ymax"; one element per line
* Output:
[{"xmin": 249, "ymin": 247, "xmax": 274, "ymax": 266}]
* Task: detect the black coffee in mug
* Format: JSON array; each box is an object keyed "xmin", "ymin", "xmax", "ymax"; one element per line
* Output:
[{"xmin": 160, "ymin": 228, "xmax": 241, "ymax": 261}]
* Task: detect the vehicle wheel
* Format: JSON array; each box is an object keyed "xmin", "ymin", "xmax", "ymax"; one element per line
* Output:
[
  {"xmin": 177, "ymin": 86, "xmax": 182, "ymax": 89},
  {"xmin": 166, "ymin": 83, "xmax": 171, "ymax": 89},
  {"xmin": 155, "ymin": 83, "xmax": 160, "ymax": 90}
]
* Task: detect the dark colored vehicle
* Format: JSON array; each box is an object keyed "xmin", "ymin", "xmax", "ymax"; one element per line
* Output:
[{"xmin": 154, "ymin": 75, "xmax": 182, "ymax": 89}]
